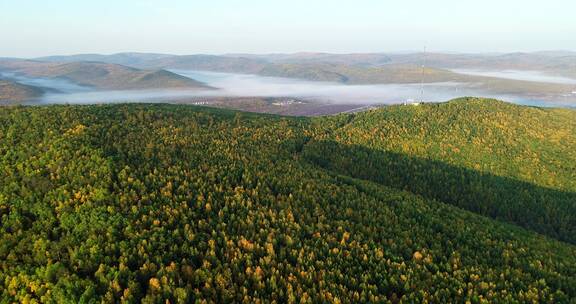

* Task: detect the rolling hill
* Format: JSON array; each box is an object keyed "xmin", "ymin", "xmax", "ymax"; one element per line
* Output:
[
  {"xmin": 37, "ymin": 53, "xmax": 271, "ymax": 74},
  {"xmin": 305, "ymin": 98, "xmax": 576, "ymax": 243},
  {"xmin": 30, "ymin": 53, "xmax": 576, "ymax": 103},
  {"xmin": 0, "ymin": 60, "xmax": 211, "ymax": 91},
  {"xmin": 0, "ymin": 79, "xmax": 44, "ymax": 104},
  {"xmin": 32, "ymin": 51, "xmax": 576, "ymax": 79},
  {"xmin": 258, "ymin": 63, "xmax": 460, "ymax": 83},
  {"xmin": 36, "ymin": 53, "xmax": 175, "ymax": 67},
  {"xmin": 140, "ymin": 55, "xmax": 268, "ymax": 74},
  {"xmin": 1, "ymin": 98, "xmax": 575, "ymax": 302},
  {"xmin": 230, "ymin": 52, "xmax": 393, "ymax": 66}
]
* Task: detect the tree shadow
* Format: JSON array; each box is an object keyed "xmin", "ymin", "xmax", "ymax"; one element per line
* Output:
[{"xmin": 302, "ymin": 140, "xmax": 576, "ymax": 244}]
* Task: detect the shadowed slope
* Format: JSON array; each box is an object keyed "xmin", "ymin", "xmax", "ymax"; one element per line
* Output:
[
  {"xmin": 304, "ymin": 140, "xmax": 576, "ymax": 243},
  {"xmin": 305, "ymin": 98, "xmax": 576, "ymax": 243}
]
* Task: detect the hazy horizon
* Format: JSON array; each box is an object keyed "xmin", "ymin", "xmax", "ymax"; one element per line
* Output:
[
  {"xmin": 2, "ymin": 49, "xmax": 576, "ymax": 60},
  {"xmin": 1, "ymin": 0, "xmax": 575, "ymax": 58}
]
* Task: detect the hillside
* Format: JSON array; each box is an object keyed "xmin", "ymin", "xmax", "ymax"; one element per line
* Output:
[
  {"xmin": 259, "ymin": 63, "xmax": 462, "ymax": 84},
  {"xmin": 34, "ymin": 51, "xmax": 576, "ymax": 80},
  {"xmin": 235, "ymin": 52, "xmax": 393, "ymax": 66},
  {"xmin": 37, "ymin": 53, "xmax": 269, "ymax": 74},
  {"xmin": 135, "ymin": 55, "xmax": 268, "ymax": 74},
  {"xmin": 305, "ymin": 98, "xmax": 576, "ymax": 243},
  {"xmin": 0, "ymin": 80, "xmax": 44, "ymax": 104},
  {"xmin": 1, "ymin": 99, "xmax": 575, "ymax": 302},
  {"xmin": 0, "ymin": 60, "xmax": 210, "ymax": 90},
  {"xmin": 37, "ymin": 53, "xmax": 174, "ymax": 67}
]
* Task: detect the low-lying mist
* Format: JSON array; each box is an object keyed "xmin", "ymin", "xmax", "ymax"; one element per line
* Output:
[
  {"xmin": 36, "ymin": 89, "xmax": 218, "ymax": 104},
  {"xmin": 11, "ymin": 69, "xmax": 575, "ymax": 108},
  {"xmin": 0, "ymin": 72, "xmax": 90, "ymax": 93},
  {"xmin": 451, "ymin": 69, "xmax": 576, "ymax": 85},
  {"xmin": 172, "ymin": 70, "xmax": 476, "ymax": 104}
]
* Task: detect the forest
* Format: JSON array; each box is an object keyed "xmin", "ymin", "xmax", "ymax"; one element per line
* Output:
[{"xmin": 1, "ymin": 98, "xmax": 575, "ymax": 303}]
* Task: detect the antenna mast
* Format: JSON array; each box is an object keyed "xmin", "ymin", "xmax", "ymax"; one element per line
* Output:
[{"xmin": 420, "ymin": 46, "xmax": 427, "ymax": 103}]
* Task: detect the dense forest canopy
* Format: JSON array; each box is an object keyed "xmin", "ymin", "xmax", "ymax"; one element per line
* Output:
[
  {"xmin": 304, "ymin": 99, "xmax": 576, "ymax": 244},
  {"xmin": 1, "ymin": 98, "xmax": 575, "ymax": 303}
]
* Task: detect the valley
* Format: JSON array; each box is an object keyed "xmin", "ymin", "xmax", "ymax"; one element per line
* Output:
[
  {"xmin": 3, "ymin": 0, "xmax": 575, "ymax": 302},
  {"xmin": 1, "ymin": 52, "xmax": 575, "ymax": 111}
]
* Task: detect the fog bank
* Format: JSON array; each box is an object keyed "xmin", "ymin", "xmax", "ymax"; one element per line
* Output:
[
  {"xmin": 171, "ymin": 70, "xmax": 485, "ymax": 104},
  {"xmin": 0, "ymin": 72, "xmax": 90, "ymax": 93},
  {"xmin": 451, "ymin": 69, "xmax": 576, "ymax": 85},
  {"xmin": 10, "ymin": 69, "xmax": 575, "ymax": 108}
]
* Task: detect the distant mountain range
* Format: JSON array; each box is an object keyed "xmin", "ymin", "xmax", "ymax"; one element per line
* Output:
[
  {"xmin": 32, "ymin": 50, "xmax": 576, "ymax": 82},
  {"xmin": 35, "ymin": 50, "xmax": 576, "ymax": 71},
  {"xmin": 38, "ymin": 54, "xmax": 269, "ymax": 74}
]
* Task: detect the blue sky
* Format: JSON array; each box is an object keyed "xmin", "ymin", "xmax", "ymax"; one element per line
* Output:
[{"xmin": 1, "ymin": 0, "xmax": 575, "ymax": 57}]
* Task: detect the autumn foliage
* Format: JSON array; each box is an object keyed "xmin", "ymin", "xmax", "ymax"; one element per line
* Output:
[{"xmin": 0, "ymin": 99, "xmax": 575, "ymax": 303}]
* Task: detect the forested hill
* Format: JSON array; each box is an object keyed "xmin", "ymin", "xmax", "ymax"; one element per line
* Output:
[
  {"xmin": 1, "ymin": 99, "xmax": 575, "ymax": 303},
  {"xmin": 305, "ymin": 98, "xmax": 576, "ymax": 243}
]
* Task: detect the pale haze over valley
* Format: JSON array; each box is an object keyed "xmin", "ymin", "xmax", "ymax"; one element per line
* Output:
[{"xmin": 1, "ymin": 0, "xmax": 575, "ymax": 111}]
